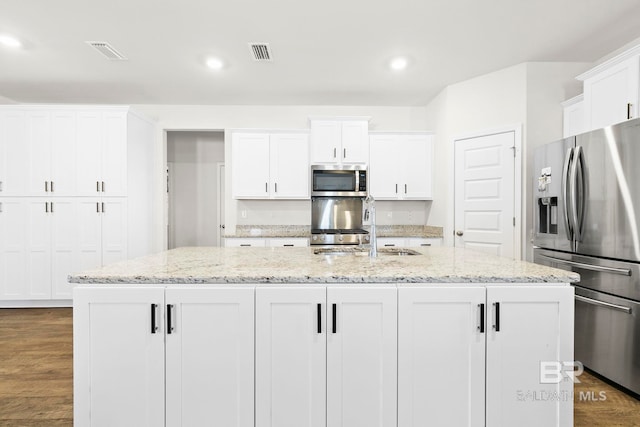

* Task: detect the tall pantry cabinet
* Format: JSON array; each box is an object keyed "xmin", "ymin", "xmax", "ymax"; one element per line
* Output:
[{"xmin": 0, "ymin": 106, "xmax": 155, "ymax": 304}]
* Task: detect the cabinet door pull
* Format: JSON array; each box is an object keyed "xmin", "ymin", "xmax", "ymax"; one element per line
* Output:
[
  {"xmin": 51, "ymin": 181, "xmax": 54, "ymax": 193},
  {"xmin": 0, "ymin": 202, "xmax": 3, "ymax": 213},
  {"xmin": 420, "ymin": 243, "xmax": 431, "ymax": 247},
  {"xmin": 45, "ymin": 202, "xmax": 49, "ymax": 213},
  {"xmin": 167, "ymin": 304, "xmax": 174, "ymax": 334},
  {"xmin": 317, "ymin": 303, "xmax": 322, "ymax": 334},
  {"xmin": 283, "ymin": 244, "xmax": 294, "ymax": 247},
  {"xmin": 384, "ymin": 244, "xmax": 395, "ymax": 247},
  {"xmin": 96, "ymin": 202, "xmax": 100, "ymax": 213},
  {"xmin": 478, "ymin": 303, "xmax": 485, "ymax": 333},
  {"xmin": 275, "ymin": 183, "xmax": 278, "ymax": 193},
  {"xmin": 45, "ymin": 181, "xmax": 49, "ymax": 192},
  {"xmin": 50, "ymin": 202, "xmax": 54, "ymax": 213},
  {"xmin": 332, "ymin": 303, "xmax": 337, "ymax": 334},
  {"xmin": 343, "ymin": 148, "xmax": 346, "ymax": 159},
  {"xmin": 628, "ymin": 103, "xmax": 633, "ymax": 120},
  {"xmin": 240, "ymin": 244, "xmax": 251, "ymax": 247},
  {"xmin": 96, "ymin": 181, "xmax": 100, "ymax": 192},
  {"xmin": 493, "ymin": 302, "xmax": 500, "ymax": 332},
  {"xmin": 0, "ymin": 181, "xmax": 3, "ymax": 192},
  {"xmin": 265, "ymin": 182, "xmax": 268, "ymax": 193},
  {"xmin": 333, "ymin": 147, "xmax": 337, "ymax": 158},
  {"xmin": 405, "ymin": 184, "xmax": 408, "ymax": 194},
  {"xmin": 101, "ymin": 181, "xmax": 105, "ymax": 192},
  {"xmin": 101, "ymin": 202, "xmax": 105, "ymax": 213},
  {"xmin": 151, "ymin": 304, "xmax": 158, "ymax": 334},
  {"xmin": 395, "ymin": 184, "xmax": 398, "ymax": 194}
]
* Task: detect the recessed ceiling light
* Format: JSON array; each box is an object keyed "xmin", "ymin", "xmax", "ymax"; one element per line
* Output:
[
  {"xmin": 390, "ymin": 57, "xmax": 408, "ymax": 71},
  {"xmin": 206, "ymin": 57, "xmax": 224, "ymax": 70},
  {"xmin": 0, "ymin": 35, "xmax": 22, "ymax": 49}
]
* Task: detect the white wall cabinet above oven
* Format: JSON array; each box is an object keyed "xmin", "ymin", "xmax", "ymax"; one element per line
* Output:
[
  {"xmin": 309, "ymin": 118, "xmax": 369, "ymax": 165},
  {"xmin": 231, "ymin": 131, "xmax": 309, "ymax": 200},
  {"xmin": 369, "ymin": 133, "xmax": 433, "ymax": 200}
]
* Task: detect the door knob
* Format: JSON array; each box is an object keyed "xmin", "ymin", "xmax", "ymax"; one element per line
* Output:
[{"xmin": 456, "ymin": 230, "xmax": 464, "ymax": 236}]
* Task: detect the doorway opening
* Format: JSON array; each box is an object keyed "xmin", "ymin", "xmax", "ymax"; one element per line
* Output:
[{"xmin": 166, "ymin": 131, "xmax": 225, "ymax": 249}]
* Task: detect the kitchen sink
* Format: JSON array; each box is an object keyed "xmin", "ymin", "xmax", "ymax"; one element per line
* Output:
[{"xmin": 313, "ymin": 247, "xmax": 421, "ymax": 256}]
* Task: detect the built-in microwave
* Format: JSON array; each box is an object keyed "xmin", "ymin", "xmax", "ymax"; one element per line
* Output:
[{"xmin": 311, "ymin": 164, "xmax": 367, "ymax": 197}]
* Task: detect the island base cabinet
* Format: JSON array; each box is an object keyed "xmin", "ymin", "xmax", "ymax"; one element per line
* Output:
[
  {"xmin": 486, "ymin": 286, "xmax": 574, "ymax": 427},
  {"xmin": 398, "ymin": 287, "xmax": 486, "ymax": 427},
  {"xmin": 165, "ymin": 288, "xmax": 254, "ymax": 427},
  {"xmin": 255, "ymin": 287, "xmax": 397, "ymax": 427},
  {"xmin": 255, "ymin": 287, "xmax": 327, "ymax": 427},
  {"xmin": 73, "ymin": 287, "xmax": 165, "ymax": 427}
]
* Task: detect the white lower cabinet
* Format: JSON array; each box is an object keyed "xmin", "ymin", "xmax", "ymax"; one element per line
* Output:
[
  {"xmin": 225, "ymin": 237, "xmax": 309, "ymax": 247},
  {"xmin": 74, "ymin": 286, "xmax": 255, "ymax": 427},
  {"xmin": 255, "ymin": 286, "xmax": 397, "ymax": 427},
  {"xmin": 166, "ymin": 288, "xmax": 254, "ymax": 427},
  {"xmin": 398, "ymin": 285, "xmax": 574, "ymax": 427},
  {"xmin": 74, "ymin": 284, "xmax": 573, "ymax": 427},
  {"xmin": 73, "ymin": 287, "xmax": 166, "ymax": 427},
  {"xmin": 398, "ymin": 287, "xmax": 486, "ymax": 427},
  {"xmin": 377, "ymin": 237, "xmax": 443, "ymax": 248}
]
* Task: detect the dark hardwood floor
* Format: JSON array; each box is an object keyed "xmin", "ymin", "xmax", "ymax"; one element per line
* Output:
[{"xmin": 0, "ymin": 308, "xmax": 638, "ymax": 426}]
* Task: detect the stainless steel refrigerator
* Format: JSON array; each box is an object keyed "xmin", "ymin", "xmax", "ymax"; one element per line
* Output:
[{"xmin": 533, "ymin": 118, "xmax": 640, "ymax": 396}]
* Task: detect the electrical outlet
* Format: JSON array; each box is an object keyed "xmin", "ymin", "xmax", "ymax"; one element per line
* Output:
[
  {"xmin": 241, "ymin": 210, "xmax": 247, "ymax": 219},
  {"xmin": 387, "ymin": 212, "xmax": 393, "ymax": 218}
]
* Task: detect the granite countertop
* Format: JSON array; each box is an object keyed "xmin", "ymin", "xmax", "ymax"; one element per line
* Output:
[
  {"xmin": 225, "ymin": 225, "xmax": 444, "ymax": 239},
  {"xmin": 69, "ymin": 246, "xmax": 579, "ymax": 285}
]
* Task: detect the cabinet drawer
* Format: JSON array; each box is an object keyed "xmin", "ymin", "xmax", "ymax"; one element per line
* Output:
[
  {"xmin": 267, "ymin": 238, "xmax": 309, "ymax": 247},
  {"xmin": 225, "ymin": 238, "xmax": 267, "ymax": 247}
]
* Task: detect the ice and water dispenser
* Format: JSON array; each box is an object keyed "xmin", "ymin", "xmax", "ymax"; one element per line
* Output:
[{"xmin": 537, "ymin": 166, "xmax": 558, "ymax": 234}]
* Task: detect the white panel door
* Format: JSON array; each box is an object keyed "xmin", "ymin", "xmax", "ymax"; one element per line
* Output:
[
  {"xmin": 231, "ymin": 133, "xmax": 271, "ymax": 198},
  {"xmin": 270, "ymin": 133, "xmax": 309, "ymax": 199},
  {"xmin": 369, "ymin": 134, "xmax": 401, "ymax": 199},
  {"xmin": 101, "ymin": 198, "xmax": 127, "ymax": 266},
  {"xmin": 255, "ymin": 287, "xmax": 326, "ymax": 427},
  {"xmin": 486, "ymin": 286, "xmax": 574, "ymax": 427},
  {"xmin": 26, "ymin": 199, "xmax": 51, "ymax": 299},
  {"xmin": 454, "ymin": 131, "xmax": 515, "ymax": 258},
  {"xmin": 584, "ymin": 56, "xmax": 640, "ymax": 131},
  {"xmin": 327, "ymin": 287, "xmax": 397, "ymax": 427},
  {"xmin": 76, "ymin": 111, "xmax": 103, "ymax": 196},
  {"xmin": 398, "ymin": 287, "xmax": 486, "ymax": 427},
  {"xmin": 166, "ymin": 288, "xmax": 254, "ymax": 427},
  {"xmin": 77, "ymin": 199, "xmax": 103, "ymax": 272},
  {"xmin": 26, "ymin": 111, "xmax": 52, "ymax": 196},
  {"xmin": 340, "ymin": 121, "xmax": 368, "ymax": 163},
  {"xmin": 102, "ymin": 111, "xmax": 127, "ymax": 196},
  {"xmin": 403, "ymin": 134, "xmax": 433, "ymax": 199},
  {"xmin": 310, "ymin": 120, "xmax": 340, "ymax": 164},
  {"xmin": 0, "ymin": 199, "xmax": 29, "ymax": 299},
  {"xmin": 73, "ymin": 287, "xmax": 165, "ymax": 427},
  {"xmin": 51, "ymin": 199, "xmax": 78, "ymax": 299},
  {"xmin": 0, "ymin": 110, "xmax": 28, "ymax": 196},
  {"xmin": 51, "ymin": 111, "xmax": 77, "ymax": 196}
]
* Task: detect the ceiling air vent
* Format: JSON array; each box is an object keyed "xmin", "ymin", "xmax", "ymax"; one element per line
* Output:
[
  {"xmin": 86, "ymin": 41, "xmax": 128, "ymax": 60},
  {"xmin": 248, "ymin": 43, "xmax": 272, "ymax": 62}
]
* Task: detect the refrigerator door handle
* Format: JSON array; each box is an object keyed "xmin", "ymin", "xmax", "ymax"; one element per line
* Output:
[
  {"xmin": 538, "ymin": 254, "xmax": 632, "ymax": 276},
  {"xmin": 572, "ymin": 146, "xmax": 586, "ymax": 241},
  {"xmin": 562, "ymin": 147, "xmax": 574, "ymax": 241},
  {"xmin": 575, "ymin": 295, "xmax": 632, "ymax": 314}
]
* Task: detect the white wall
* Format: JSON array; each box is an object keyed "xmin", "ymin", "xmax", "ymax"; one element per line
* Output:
[
  {"xmin": 167, "ymin": 131, "xmax": 224, "ymax": 248},
  {"xmin": 425, "ymin": 62, "xmax": 589, "ymax": 258},
  {"xmin": 132, "ymin": 105, "xmax": 429, "ymax": 251}
]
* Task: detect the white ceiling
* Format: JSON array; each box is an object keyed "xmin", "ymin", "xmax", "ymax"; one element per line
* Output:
[{"xmin": 1, "ymin": 0, "xmax": 640, "ymax": 106}]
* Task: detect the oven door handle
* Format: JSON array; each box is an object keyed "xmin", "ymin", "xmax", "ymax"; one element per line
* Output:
[
  {"xmin": 538, "ymin": 254, "xmax": 632, "ymax": 276},
  {"xmin": 575, "ymin": 295, "xmax": 632, "ymax": 314}
]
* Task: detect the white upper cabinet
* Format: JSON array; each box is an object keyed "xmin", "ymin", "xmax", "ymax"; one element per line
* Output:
[
  {"xmin": 561, "ymin": 95, "xmax": 585, "ymax": 138},
  {"xmin": 0, "ymin": 111, "xmax": 30, "ymax": 196},
  {"xmin": 310, "ymin": 118, "xmax": 369, "ymax": 164},
  {"xmin": 369, "ymin": 133, "xmax": 433, "ymax": 200},
  {"xmin": 232, "ymin": 131, "xmax": 309, "ymax": 199},
  {"xmin": 580, "ymin": 53, "xmax": 640, "ymax": 131}
]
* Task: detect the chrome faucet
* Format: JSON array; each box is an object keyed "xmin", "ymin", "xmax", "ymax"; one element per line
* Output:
[{"xmin": 363, "ymin": 195, "xmax": 377, "ymax": 257}]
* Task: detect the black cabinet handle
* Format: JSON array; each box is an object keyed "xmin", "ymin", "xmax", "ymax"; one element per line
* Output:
[
  {"xmin": 167, "ymin": 304, "xmax": 174, "ymax": 334},
  {"xmin": 494, "ymin": 302, "xmax": 501, "ymax": 332},
  {"xmin": 332, "ymin": 303, "xmax": 337, "ymax": 334},
  {"xmin": 151, "ymin": 304, "xmax": 158, "ymax": 334},
  {"xmin": 628, "ymin": 103, "xmax": 633, "ymax": 120},
  {"xmin": 479, "ymin": 303, "xmax": 485, "ymax": 333},
  {"xmin": 317, "ymin": 303, "xmax": 322, "ymax": 334}
]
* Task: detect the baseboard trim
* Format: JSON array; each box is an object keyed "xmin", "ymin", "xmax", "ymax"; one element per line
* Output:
[{"xmin": 0, "ymin": 300, "xmax": 72, "ymax": 308}]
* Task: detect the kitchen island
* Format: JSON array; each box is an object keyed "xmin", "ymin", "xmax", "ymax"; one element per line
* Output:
[{"xmin": 71, "ymin": 246, "xmax": 578, "ymax": 427}]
